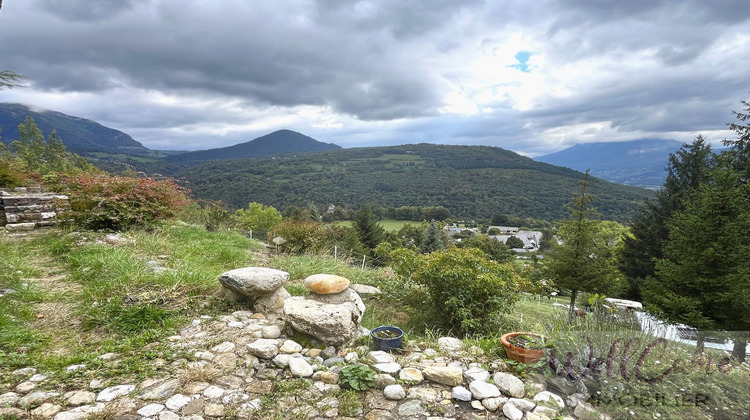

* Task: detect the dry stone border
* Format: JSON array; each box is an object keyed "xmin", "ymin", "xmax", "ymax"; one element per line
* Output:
[
  {"xmin": 0, "ymin": 188, "xmax": 70, "ymax": 232},
  {"xmin": 0, "ymin": 268, "xmax": 612, "ymax": 419},
  {"xmin": 0, "ymin": 309, "xmax": 610, "ymax": 419}
]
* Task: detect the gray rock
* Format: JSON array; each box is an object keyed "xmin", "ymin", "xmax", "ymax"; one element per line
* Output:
[
  {"xmin": 320, "ymin": 346, "xmax": 337, "ymax": 359},
  {"xmin": 136, "ymin": 403, "xmax": 165, "ymax": 417},
  {"xmin": 438, "ymin": 336, "xmax": 465, "ymax": 353},
  {"xmin": 210, "ymin": 341, "xmax": 236, "ymax": 353},
  {"xmin": 322, "ymin": 356, "xmax": 346, "ymax": 367},
  {"xmin": 0, "ymin": 408, "xmax": 28, "ymax": 419},
  {"xmin": 493, "ymin": 372, "xmax": 525, "ymax": 398},
  {"xmin": 482, "ymin": 397, "xmax": 506, "ymax": 411},
  {"xmin": 203, "ymin": 385, "xmax": 225, "ymax": 399},
  {"xmin": 407, "ymin": 386, "xmax": 441, "ymax": 402},
  {"xmin": 159, "ymin": 411, "xmax": 180, "ymax": 420},
  {"xmin": 283, "ymin": 297, "xmax": 361, "ymax": 346},
  {"xmin": 0, "ymin": 392, "xmax": 19, "ymax": 406},
  {"xmin": 372, "ymin": 362, "xmax": 401, "ymax": 375},
  {"xmin": 12, "ymin": 367, "xmax": 36, "ymax": 376},
  {"xmin": 289, "ymin": 358, "xmax": 314, "ymax": 377},
  {"xmin": 469, "ymin": 380, "xmax": 501, "ymax": 399},
  {"xmin": 31, "ymin": 403, "xmax": 62, "ymax": 418},
  {"xmin": 508, "ymin": 398, "xmax": 536, "ymax": 412},
  {"xmin": 534, "ymin": 391, "xmax": 565, "ymax": 409},
  {"xmin": 254, "ymin": 286, "xmax": 291, "ymax": 314},
  {"xmin": 463, "ymin": 366, "xmax": 490, "ymax": 382},
  {"xmin": 349, "ymin": 283, "xmax": 381, "ymax": 297},
  {"xmin": 96, "ymin": 385, "xmax": 134, "ymax": 402},
  {"xmin": 64, "ymin": 390, "xmax": 96, "ymax": 406},
  {"xmin": 138, "ymin": 378, "xmax": 180, "ymax": 400},
  {"xmin": 15, "ymin": 381, "xmax": 36, "ymax": 393},
  {"xmin": 246, "ymin": 338, "xmax": 279, "ymax": 359},
  {"xmin": 503, "ymin": 401, "xmax": 524, "ymax": 420},
  {"xmin": 397, "ymin": 400, "xmax": 425, "ymax": 417},
  {"xmin": 28, "ymin": 374, "xmax": 47, "ymax": 382},
  {"xmin": 20, "ymin": 391, "xmax": 61, "ymax": 407},
  {"xmin": 373, "ymin": 374, "xmax": 396, "ymax": 389},
  {"xmin": 164, "ymin": 394, "xmax": 191, "ymax": 411},
  {"xmin": 272, "ymin": 353, "xmax": 296, "ymax": 368},
  {"xmin": 452, "ymin": 386, "xmax": 473, "ymax": 402},
  {"xmin": 398, "ymin": 367, "xmax": 424, "ymax": 384},
  {"xmin": 383, "ymin": 384, "xmax": 406, "ymax": 400},
  {"xmin": 308, "ymin": 287, "xmax": 366, "ymax": 316},
  {"xmin": 261, "ymin": 325, "xmax": 282, "ymax": 338},
  {"xmin": 567, "ymin": 392, "xmax": 589, "ymax": 408},
  {"xmin": 368, "ymin": 350, "xmax": 396, "ymax": 364},
  {"xmin": 279, "ymin": 339, "xmax": 304, "ymax": 354},
  {"xmin": 218, "ymin": 267, "xmax": 289, "ymax": 295},
  {"xmin": 422, "ymin": 366, "xmax": 463, "ymax": 386}
]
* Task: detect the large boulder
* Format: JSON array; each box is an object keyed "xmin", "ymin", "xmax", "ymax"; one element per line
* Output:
[
  {"xmin": 304, "ymin": 274, "xmax": 350, "ymax": 295},
  {"xmin": 308, "ymin": 288, "xmax": 365, "ymax": 322},
  {"xmin": 283, "ymin": 297, "xmax": 362, "ymax": 345},
  {"xmin": 218, "ymin": 267, "xmax": 289, "ymax": 297}
]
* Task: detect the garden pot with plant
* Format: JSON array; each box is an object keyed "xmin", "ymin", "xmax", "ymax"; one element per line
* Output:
[
  {"xmin": 370, "ymin": 325, "xmax": 404, "ymax": 352},
  {"xmin": 501, "ymin": 332, "xmax": 547, "ymax": 364}
]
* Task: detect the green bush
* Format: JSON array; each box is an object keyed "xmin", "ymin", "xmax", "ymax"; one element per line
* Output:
[
  {"xmin": 391, "ymin": 247, "xmax": 521, "ymax": 334},
  {"xmin": 233, "ymin": 202, "xmax": 282, "ymax": 238},
  {"xmin": 62, "ymin": 173, "xmax": 189, "ymax": 231},
  {"xmin": 268, "ymin": 220, "xmax": 327, "ymax": 254}
]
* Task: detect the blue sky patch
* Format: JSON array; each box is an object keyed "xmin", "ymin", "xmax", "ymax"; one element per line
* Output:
[{"xmin": 508, "ymin": 50, "xmax": 536, "ymax": 73}]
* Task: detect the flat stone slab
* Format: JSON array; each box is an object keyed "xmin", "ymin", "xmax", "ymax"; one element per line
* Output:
[{"xmin": 218, "ymin": 267, "xmax": 289, "ymax": 296}]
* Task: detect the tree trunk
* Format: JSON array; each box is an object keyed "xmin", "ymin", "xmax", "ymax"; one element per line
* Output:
[
  {"xmin": 568, "ymin": 289, "xmax": 578, "ymax": 324},
  {"xmin": 731, "ymin": 332, "xmax": 747, "ymax": 363},
  {"xmin": 695, "ymin": 330, "xmax": 705, "ymax": 354}
]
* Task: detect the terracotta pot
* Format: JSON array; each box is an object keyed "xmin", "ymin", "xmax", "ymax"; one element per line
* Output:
[{"xmin": 501, "ymin": 332, "xmax": 546, "ymax": 364}]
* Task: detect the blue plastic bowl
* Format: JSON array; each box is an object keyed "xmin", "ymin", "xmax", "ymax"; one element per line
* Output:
[{"xmin": 370, "ymin": 325, "xmax": 404, "ymax": 352}]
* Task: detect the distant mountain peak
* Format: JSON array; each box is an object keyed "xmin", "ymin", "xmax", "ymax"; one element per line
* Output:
[
  {"xmin": 165, "ymin": 129, "xmax": 341, "ymax": 165},
  {"xmin": 535, "ymin": 139, "xmax": 682, "ymax": 188}
]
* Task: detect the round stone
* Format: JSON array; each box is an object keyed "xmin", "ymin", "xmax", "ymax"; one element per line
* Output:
[
  {"xmin": 303, "ymin": 274, "xmax": 350, "ymax": 295},
  {"xmin": 383, "ymin": 384, "xmax": 406, "ymax": 400}
]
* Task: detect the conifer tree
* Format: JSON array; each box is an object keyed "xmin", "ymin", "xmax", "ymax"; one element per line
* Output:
[
  {"xmin": 420, "ymin": 222, "xmax": 445, "ymax": 253},
  {"xmin": 620, "ymin": 137, "xmax": 714, "ymax": 299},
  {"xmin": 545, "ymin": 171, "xmax": 621, "ymax": 322},
  {"xmin": 353, "ymin": 203, "xmax": 385, "ymax": 255}
]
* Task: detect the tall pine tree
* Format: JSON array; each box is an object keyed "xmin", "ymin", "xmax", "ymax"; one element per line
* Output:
[
  {"xmin": 545, "ymin": 171, "xmax": 622, "ymax": 322},
  {"xmin": 620, "ymin": 136, "xmax": 714, "ymax": 300}
]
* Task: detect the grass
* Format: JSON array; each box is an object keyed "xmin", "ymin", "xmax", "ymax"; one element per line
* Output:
[
  {"xmin": 1, "ymin": 224, "xmax": 746, "ymax": 420},
  {"xmin": 332, "ymin": 219, "xmax": 424, "ymax": 232},
  {"xmin": 0, "ymin": 223, "xmax": 263, "ymax": 390}
]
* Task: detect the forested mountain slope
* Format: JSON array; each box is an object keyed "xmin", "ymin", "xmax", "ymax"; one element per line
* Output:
[{"xmin": 178, "ymin": 143, "xmax": 652, "ymax": 221}]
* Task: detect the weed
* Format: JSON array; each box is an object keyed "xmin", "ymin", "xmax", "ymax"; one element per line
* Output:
[
  {"xmin": 336, "ymin": 389, "xmax": 363, "ymax": 417},
  {"xmin": 338, "ymin": 364, "xmax": 375, "ymax": 391}
]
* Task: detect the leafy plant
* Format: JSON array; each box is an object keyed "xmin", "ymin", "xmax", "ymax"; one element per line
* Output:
[
  {"xmin": 508, "ymin": 333, "xmax": 547, "ymax": 350},
  {"xmin": 338, "ymin": 363, "xmax": 376, "ymax": 391},
  {"xmin": 391, "ymin": 247, "xmax": 521, "ymax": 334},
  {"xmin": 268, "ymin": 220, "xmax": 327, "ymax": 254},
  {"xmin": 61, "ymin": 172, "xmax": 189, "ymax": 231}
]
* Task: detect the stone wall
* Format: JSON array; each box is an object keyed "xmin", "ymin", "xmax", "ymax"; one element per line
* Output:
[{"xmin": 0, "ymin": 187, "xmax": 70, "ymax": 232}]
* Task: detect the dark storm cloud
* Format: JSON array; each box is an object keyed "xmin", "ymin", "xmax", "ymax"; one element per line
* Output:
[
  {"xmin": 38, "ymin": 0, "xmax": 148, "ymax": 21},
  {"xmin": 0, "ymin": 0, "xmax": 747, "ymax": 154}
]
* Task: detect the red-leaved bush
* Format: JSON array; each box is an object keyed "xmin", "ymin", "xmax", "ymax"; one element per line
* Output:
[{"xmin": 62, "ymin": 173, "xmax": 190, "ymax": 231}]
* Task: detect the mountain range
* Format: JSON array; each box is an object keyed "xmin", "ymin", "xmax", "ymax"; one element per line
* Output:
[
  {"xmin": 535, "ymin": 139, "xmax": 683, "ymax": 188},
  {"xmin": 0, "ymin": 103, "xmax": 150, "ymax": 154},
  {"xmin": 0, "ymin": 103, "xmax": 655, "ymax": 221}
]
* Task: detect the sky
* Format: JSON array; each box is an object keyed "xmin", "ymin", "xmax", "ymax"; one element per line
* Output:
[{"xmin": 0, "ymin": 0, "xmax": 748, "ymax": 156}]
